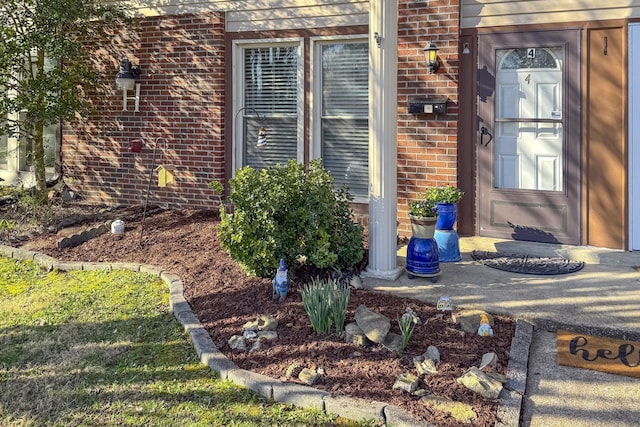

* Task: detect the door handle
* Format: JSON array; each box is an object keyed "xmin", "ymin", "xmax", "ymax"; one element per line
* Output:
[{"xmin": 480, "ymin": 126, "xmax": 493, "ymax": 146}]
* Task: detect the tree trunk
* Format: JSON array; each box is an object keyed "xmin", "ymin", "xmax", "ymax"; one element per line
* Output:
[{"xmin": 33, "ymin": 50, "xmax": 47, "ymax": 204}]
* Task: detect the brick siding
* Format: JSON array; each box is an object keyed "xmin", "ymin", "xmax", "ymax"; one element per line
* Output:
[
  {"xmin": 63, "ymin": 3, "xmax": 460, "ymax": 238},
  {"xmin": 397, "ymin": 0, "xmax": 460, "ymax": 237},
  {"xmin": 63, "ymin": 12, "xmax": 226, "ymax": 210}
]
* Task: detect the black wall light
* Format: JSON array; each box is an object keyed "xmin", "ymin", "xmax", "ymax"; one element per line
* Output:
[
  {"xmin": 115, "ymin": 58, "xmax": 141, "ymax": 112},
  {"xmin": 423, "ymin": 42, "xmax": 440, "ymax": 73}
]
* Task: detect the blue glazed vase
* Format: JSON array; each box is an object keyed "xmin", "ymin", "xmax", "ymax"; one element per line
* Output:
[
  {"xmin": 435, "ymin": 203, "xmax": 457, "ymax": 230},
  {"xmin": 406, "ymin": 236, "xmax": 440, "ymax": 276}
]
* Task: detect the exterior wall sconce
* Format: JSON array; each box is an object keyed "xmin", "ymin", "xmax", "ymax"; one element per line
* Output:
[
  {"xmin": 235, "ymin": 107, "xmax": 267, "ymax": 147},
  {"xmin": 423, "ymin": 42, "xmax": 440, "ymax": 73},
  {"xmin": 115, "ymin": 58, "xmax": 141, "ymax": 112}
]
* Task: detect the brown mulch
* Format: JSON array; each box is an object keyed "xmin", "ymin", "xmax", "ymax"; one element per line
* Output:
[{"xmin": 3, "ymin": 205, "xmax": 516, "ymax": 427}]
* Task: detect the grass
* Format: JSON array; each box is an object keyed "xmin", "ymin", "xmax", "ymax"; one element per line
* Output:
[{"xmin": 0, "ymin": 256, "xmax": 371, "ymax": 426}]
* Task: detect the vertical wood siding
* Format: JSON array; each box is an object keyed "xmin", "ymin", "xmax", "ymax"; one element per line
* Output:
[{"xmin": 461, "ymin": 0, "xmax": 640, "ymax": 28}]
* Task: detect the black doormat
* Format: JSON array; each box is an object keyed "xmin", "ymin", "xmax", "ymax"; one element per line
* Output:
[{"xmin": 471, "ymin": 250, "xmax": 585, "ymax": 275}]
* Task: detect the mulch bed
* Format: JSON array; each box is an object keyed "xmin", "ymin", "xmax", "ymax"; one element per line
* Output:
[{"xmin": 6, "ymin": 206, "xmax": 516, "ymax": 427}]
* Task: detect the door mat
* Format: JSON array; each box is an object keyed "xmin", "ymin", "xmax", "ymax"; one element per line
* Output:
[
  {"xmin": 557, "ymin": 330, "xmax": 640, "ymax": 378},
  {"xmin": 471, "ymin": 250, "xmax": 585, "ymax": 275}
]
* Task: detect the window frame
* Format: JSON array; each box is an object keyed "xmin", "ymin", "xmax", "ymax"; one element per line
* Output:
[
  {"xmin": 231, "ymin": 38, "xmax": 305, "ymax": 174},
  {"xmin": 310, "ymin": 35, "xmax": 369, "ymax": 203}
]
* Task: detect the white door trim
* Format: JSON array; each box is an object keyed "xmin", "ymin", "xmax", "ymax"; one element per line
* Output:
[{"xmin": 630, "ymin": 24, "xmax": 640, "ymax": 250}]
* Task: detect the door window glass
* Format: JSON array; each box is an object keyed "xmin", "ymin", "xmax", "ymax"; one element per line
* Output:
[{"xmin": 494, "ymin": 47, "xmax": 564, "ymax": 191}]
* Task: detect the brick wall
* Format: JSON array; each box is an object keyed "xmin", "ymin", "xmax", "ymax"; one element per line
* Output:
[
  {"xmin": 63, "ymin": 12, "xmax": 226, "ymax": 210},
  {"xmin": 62, "ymin": 4, "xmax": 461, "ymax": 236},
  {"xmin": 397, "ymin": 0, "xmax": 460, "ymax": 237}
]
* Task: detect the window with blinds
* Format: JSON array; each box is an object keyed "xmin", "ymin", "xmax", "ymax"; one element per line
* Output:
[
  {"xmin": 242, "ymin": 45, "xmax": 299, "ymax": 170},
  {"xmin": 319, "ymin": 42, "xmax": 368, "ymax": 199}
]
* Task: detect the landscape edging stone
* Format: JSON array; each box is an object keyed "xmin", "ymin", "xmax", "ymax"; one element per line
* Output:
[{"xmin": 2, "ymin": 242, "xmax": 530, "ymax": 427}]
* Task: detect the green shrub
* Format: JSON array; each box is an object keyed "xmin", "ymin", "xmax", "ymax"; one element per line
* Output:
[
  {"xmin": 300, "ymin": 276, "xmax": 350, "ymax": 335},
  {"xmin": 218, "ymin": 159, "xmax": 364, "ymax": 277}
]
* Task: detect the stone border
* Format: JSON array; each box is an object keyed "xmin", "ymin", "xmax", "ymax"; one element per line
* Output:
[{"xmin": 1, "ymin": 243, "xmax": 532, "ymax": 427}]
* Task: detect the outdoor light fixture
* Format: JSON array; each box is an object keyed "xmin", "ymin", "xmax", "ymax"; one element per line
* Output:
[
  {"xmin": 423, "ymin": 42, "xmax": 440, "ymax": 73},
  {"xmin": 115, "ymin": 58, "xmax": 141, "ymax": 112},
  {"xmin": 234, "ymin": 107, "xmax": 267, "ymax": 147}
]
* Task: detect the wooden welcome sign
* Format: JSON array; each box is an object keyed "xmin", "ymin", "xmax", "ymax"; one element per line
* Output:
[{"xmin": 557, "ymin": 330, "xmax": 640, "ymax": 378}]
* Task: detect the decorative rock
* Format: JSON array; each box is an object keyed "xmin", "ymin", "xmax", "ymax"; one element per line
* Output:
[
  {"xmin": 420, "ymin": 395, "xmax": 477, "ymax": 424},
  {"xmin": 345, "ymin": 322, "xmax": 370, "ymax": 346},
  {"xmin": 350, "ymin": 275, "xmax": 363, "ymax": 289},
  {"xmin": 456, "ymin": 366, "xmax": 503, "ymax": 399},
  {"xmin": 425, "ymin": 345, "xmax": 441, "ymax": 364},
  {"xmin": 414, "ymin": 346, "xmax": 441, "ymax": 375},
  {"xmin": 354, "ymin": 305, "xmax": 391, "ymax": 344},
  {"xmin": 285, "ymin": 363, "xmax": 302, "ymax": 379},
  {"xmin": 248, "ymin": 340, "xmax": 262, "ymax": 353},
  {"xmin": 228, "ymin": 335, "xmax": 247, "ymax": 351},
  {"xmin": 298, "ymin": 368, "xmax": 321, "ymax": 386},
  {"xmin": 243, "ymin": 314, "xmax": 278, "ymax": 332},
  {"xmin": 257, "ymin": 314, "xmax": 278, "ymax": 331},
  {"xmin": 382, "ymin": 332, "xmax": 404, "ymax": 354},
  {"xmin": 243, "ymin": 330, "xmax": 258, "ymax": 339},
  {"xmin": 414, "ymin": 358, "xmax": 438, "ymax": 375},
  {"xmin": 392, "ymin": 372, "xmax": 419, "ymax": 394},
  {"xmin": 243, "ymin": 320, "xmax": 260, "ymax": 332},
  {"xmin": 256, "ymin": 330, "xmax": 278, "ymax": 341},
  {"xmin": 453, "ymin": 310, "xmax": 494, "ymax": 334},
  {"xmin": 479, "ymin": 352, "xmax": 498, "ymax": 370},
  {"xmin": 412, "ymin": 389, "xmax": 430, "ymax": 397}
]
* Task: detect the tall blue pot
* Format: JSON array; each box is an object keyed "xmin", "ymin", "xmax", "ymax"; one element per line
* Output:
[{"xmin": 435, "ymin": 203, "xmax": 457, "ymax": 230}]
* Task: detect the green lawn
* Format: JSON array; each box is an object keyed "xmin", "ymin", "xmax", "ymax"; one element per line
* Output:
[{"xmin": 0, "ymin": 256, "xmax": 366, "ymax": 426}]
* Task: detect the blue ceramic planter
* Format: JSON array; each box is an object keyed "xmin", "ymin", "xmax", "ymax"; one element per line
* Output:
[
  {"xmin": 406, "ymin": 236, "xmax": 440, "ymax": 278},
  {"xmin": 435, "ymin": 203, "xmax": 457, "ymax": 230}
]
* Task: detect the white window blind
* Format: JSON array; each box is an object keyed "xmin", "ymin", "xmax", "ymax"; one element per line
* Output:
[
  {"xmin": 242, "ymin": 45, "xmax": 299, "ymax": 170},
  {"xmin": 320, "ymin": 42, "xmax": 368, "ymax": 199}
]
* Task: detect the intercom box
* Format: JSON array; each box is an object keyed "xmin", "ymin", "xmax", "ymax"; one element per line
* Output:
[{"xmin": 408, "ymin": 97, "xmax": 448, "ymax": 115}]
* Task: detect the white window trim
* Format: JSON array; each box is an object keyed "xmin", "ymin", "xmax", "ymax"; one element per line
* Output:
[
  {"xmin": 231, "ymin": 38, "xmax": 304, "ymax": 175},
  {"xmin": 310, "ymin": 35, "xmax": 369, "ymax": 203}
]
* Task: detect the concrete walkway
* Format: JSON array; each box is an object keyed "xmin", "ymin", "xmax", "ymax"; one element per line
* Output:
[{"xmin": 362, "ymin": 237, "xmax": 640, "ymax": 426}]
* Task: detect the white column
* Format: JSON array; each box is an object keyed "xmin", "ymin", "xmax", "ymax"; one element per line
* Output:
[{"xmin": 363, "ymin": 0, "xmax": 402, "ymax": 280}]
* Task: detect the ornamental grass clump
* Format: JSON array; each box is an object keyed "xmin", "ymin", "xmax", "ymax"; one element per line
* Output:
[
  {"xmin": 301, "ymin": 276, "xmax": 350, "ymax": 335},
  {"xmin": 397, "ymin": 307, "xmax": 421, "ymax": 355}
]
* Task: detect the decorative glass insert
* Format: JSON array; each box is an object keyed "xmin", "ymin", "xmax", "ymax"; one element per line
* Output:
[{"xmin": 499, "ymin": 48, "xmax": 559, "ymax": 70}]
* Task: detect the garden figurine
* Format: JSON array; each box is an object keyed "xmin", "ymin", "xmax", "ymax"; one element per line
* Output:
[
  {"xmin": 272, "ymin": 259, "xmax": 289, "ymax": 302},
  {"xmin": 477, "ymin": 313, "xmax": 494, "ymax": 337}
]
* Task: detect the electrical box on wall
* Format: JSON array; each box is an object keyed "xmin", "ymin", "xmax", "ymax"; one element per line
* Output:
[{"xmin": 408, "ymin": 97, "xmax": 448, "ymax": 115}]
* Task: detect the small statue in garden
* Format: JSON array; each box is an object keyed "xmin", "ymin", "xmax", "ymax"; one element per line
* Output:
[
  {"xmin": 272, "ymin": 259, "xmax": 289, "ymax": 302},
  {"xmin": 477, "ymin": 313, "xmax": 494, "ymax": 337},
  {"xmin": 437, "ymin": 296, "xmax": 453, "ymax": 312}
]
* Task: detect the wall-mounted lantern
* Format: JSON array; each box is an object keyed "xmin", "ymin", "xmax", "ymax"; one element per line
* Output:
[
  {"xmin": 116, "ymin": 58, "xmax": 141, "ymax": 112},
  {"xmin": 423, "ymin": 42, "xmax": 440, "ymax": 74}
]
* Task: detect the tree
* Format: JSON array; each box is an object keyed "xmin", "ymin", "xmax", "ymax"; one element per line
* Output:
[{"xmin": 0, "ymin": 0, "xmax": 126, "ymax": 203}]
